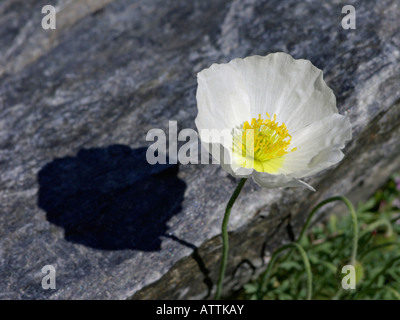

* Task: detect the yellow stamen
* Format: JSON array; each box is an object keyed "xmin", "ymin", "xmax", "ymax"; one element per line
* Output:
[{"xmin": 233, "ymin": 113, "xmax": 296, "ymax": 173}]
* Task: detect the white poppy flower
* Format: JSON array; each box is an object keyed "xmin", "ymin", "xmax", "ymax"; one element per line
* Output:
[{"xmin": 195, "ymin": 52, "xmax": 352, "ymax": 191}]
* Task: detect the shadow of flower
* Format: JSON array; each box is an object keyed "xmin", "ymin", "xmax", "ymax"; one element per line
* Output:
[{"xmin": 37, "ymin": 144, "xmax": 186, "ymax": 251}]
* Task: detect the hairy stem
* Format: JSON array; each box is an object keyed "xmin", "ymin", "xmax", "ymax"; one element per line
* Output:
[
  {"xmin": 298, "ymin": 196, "xmax": 358, "ymax": 265},
  {"xmin": 214, "ymin": 178, "xmax": 247, "ymax": 300},
  {"xmin": 259, "ymin": 242, "xmax": 313, "ymax": 300}
]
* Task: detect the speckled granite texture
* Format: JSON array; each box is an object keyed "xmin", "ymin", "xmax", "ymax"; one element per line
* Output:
[{"xmin": 0, "ymin": 0, "xmax": 399, "ymax": 299}]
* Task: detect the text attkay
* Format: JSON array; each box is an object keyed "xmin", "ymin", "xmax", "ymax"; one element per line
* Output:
[{"xmin": 156, "ymin": 304, "xmax": 244, "ymax": 317}]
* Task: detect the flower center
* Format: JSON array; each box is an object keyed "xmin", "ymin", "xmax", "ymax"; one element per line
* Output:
[{"xmin": 233, "ymin": 113, "xmax": 296, "ymax": 173}]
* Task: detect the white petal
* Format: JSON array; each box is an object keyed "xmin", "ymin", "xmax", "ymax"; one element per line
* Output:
[
  {"xmin": 200, "ymin": 141, "xmax": 254, "ymax": 178},
  {"xmin": 252, "ymin": 170, "xmax": 316, "ymax": 191},
  {"xmin": 279, "ymin": 113, "xmax": 352, "ymax": 177},
  {"xmin": 195, "ymin": 62, "xmax": 251, "ymax": 133},
  {"xmin": 228, "ymin": 53, "xmax": 337, "ymax": 131}
]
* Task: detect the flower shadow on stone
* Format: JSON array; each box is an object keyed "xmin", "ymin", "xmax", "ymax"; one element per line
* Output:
[{"xmin": 37, "ymin": 145, "xmax": 186, "ymax": 251}]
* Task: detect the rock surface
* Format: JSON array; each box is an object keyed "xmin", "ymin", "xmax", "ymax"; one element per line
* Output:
[{"xmin": 0, "ymin": 0, "xmax": 399, "ymax": 299}]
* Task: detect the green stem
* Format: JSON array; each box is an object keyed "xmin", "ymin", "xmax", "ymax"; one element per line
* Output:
[
  {"xmin": 359, "ymin": 218, "xmax": 393, "ymax": 239},
  {"xmin": 297, "ymin": 196, "xmax": 358, "ymax": 265},
  {"xmin": 259, "ymin": 242, "xmax": 313, "ymax": 300},
  {"xmin": 359, "ymin": 242, "xmax": 398, "ymax": 260},
  {"xmin": 353, "ymin": 255, "xmax": 400, "ymax": 300},
  {"xmin": 214, "ymin": 178, "xmax": 247, "ymax": 300}
]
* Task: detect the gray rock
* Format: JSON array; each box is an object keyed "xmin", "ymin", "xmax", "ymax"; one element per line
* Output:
[{"xmin": 0, "ymin": 0, "xmax": 399, "ymax": 299}]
